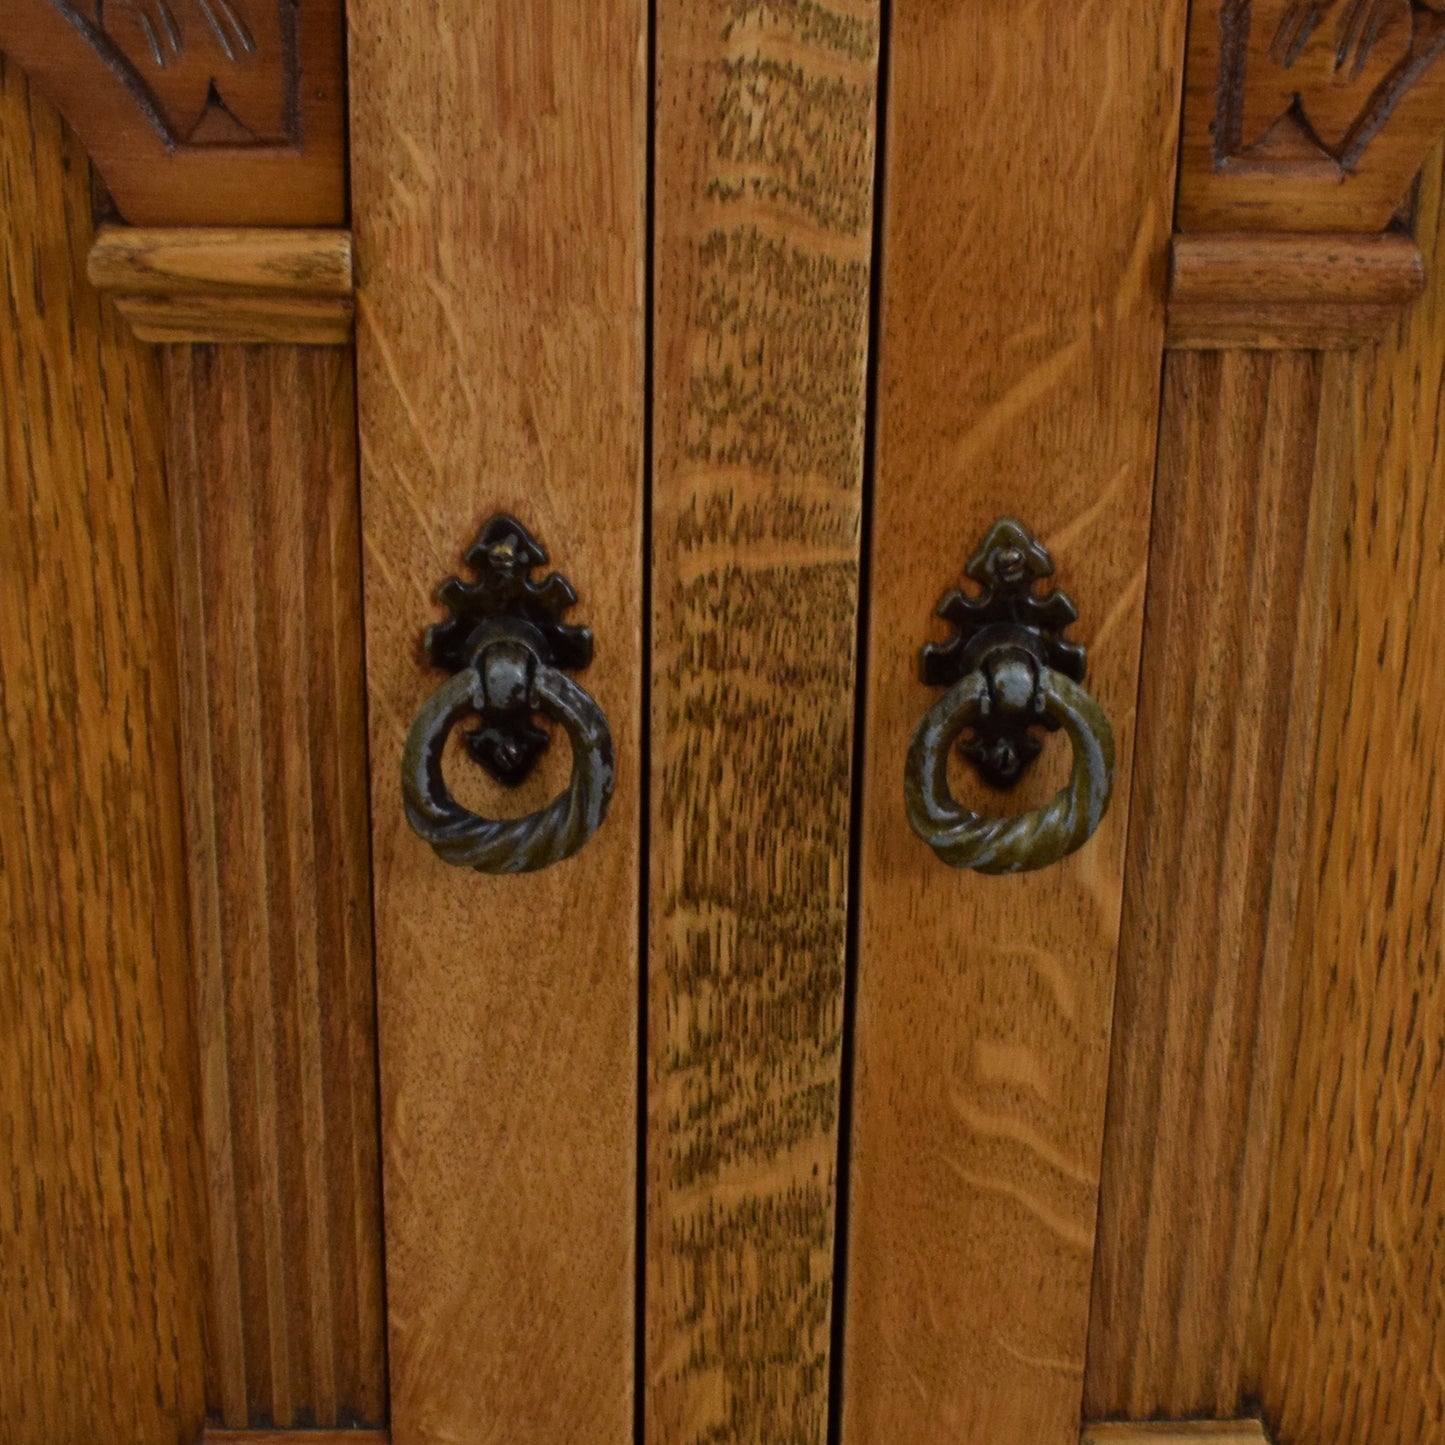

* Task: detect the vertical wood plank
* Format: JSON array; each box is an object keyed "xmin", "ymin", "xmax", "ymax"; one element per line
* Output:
[
  {"xmin": 1245, "ymin": 142, "xmax": 1445, "ymax": 1445},
  {"xmin": 647, "ymin": 5, "xmax": 880, "ymax": 1442},
  {"xmin": 0, "ymin": 56, "xmax": 208, "ymax": 1445},
  {"xmin": 842, "ymin": 2, "xmax": 1189, "ymax": 1441},
  {"xmin": 346, "ymin": 1, "xmax": 646, "ymax": 1438},
  {"xmin": 162, "ymin": 344, "xmax": 386, "ymax": 1429},
  {"xmin": 1083, "ymin": 349, "xmax": 1346, "ymax": 1418}
]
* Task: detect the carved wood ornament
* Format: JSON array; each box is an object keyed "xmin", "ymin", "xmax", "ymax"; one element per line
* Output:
[
  {"xmin": 1181, "ymin": 0, "xmax": 1445, "ymax": 230},
  {"xmin": 0, "ymin": 0, "xmax": 344, "ymax": 223},
  {"xmin": 1173, "ymin": 0, "xmax": 1445, "ymax": 344}
]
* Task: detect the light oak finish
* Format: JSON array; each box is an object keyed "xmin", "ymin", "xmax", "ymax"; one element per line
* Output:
[
  {"xmin": 646, "ymin": 3, "xmax": 879, "ymax": 1442},
  {"xmin": 842, "ymin": 0, "xmax": 1189, "ymax": 1441},
  {"xmin": 1083, "ymin": 1426, "xmax": 1269, "ymax": 1445},
  {"xmin": 1085, "ymin": 350, "xmax": 1346, "ymax": 1417},
  {"xmin": 1177, "ymin": 0, "xmax": 1445, "ymax": 233},
  {"xmin": 163, "ymin": 345, "xmax": 385, "ymax": 1429},
  {"xmin": 1248, "ymin": 141, "xmax": 1445, "ymax": 1445},
  {"xmin": 0, "ymin": 0, "xmax": 346, "ymax": 224},
  {"xmin": 1168, "ymin": 233, "xmax": 1425, "ymax": 348},
  {"xmin": 88, "ymin": 227, "xmax": 355, "ymax": 345},
  {"xmin": 0, "ymin": 57, "xmax": 208, "ymax": 1444},
  {"xmin": 347, "ymin": 0, "xmax": 646, "ymax": 1438}
]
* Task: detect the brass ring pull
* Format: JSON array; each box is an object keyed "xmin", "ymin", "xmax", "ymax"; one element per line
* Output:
[
  {"xmin": 400, "ymin": 514, "xmax": 614, "ymax": 874},
  {"xmin": 904, "ymin": 517, "xmax": 1115, "ymax": 875},
  {"xmin": 905, "ymin": 650, "xmax": 1113, "ymax": 874}
]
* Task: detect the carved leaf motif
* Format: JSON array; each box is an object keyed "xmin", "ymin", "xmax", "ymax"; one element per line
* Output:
[
  {"xmin": 1228, "ymin": 0, "xmax": 1445, "ymax": 161},
  {"xmin": 79, "ymin": 0, "xmax": 291, "ymax": 143}
]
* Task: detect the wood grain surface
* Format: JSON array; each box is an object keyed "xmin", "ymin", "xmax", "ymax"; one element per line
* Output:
[
  {"xmin": 647, "ymin": 4, "xmax": 879, "ymax": 1442},
  {"xmin": 346, "ymin": 0, "xmax": 646, "ymax": 1438},
  {"xmin": 1246, "ymin": 141, "xmax": 1445, "ymax": 1445},
  {"xmin": 1167, "ymin": 233, "xmax": 1425, "ymax": 349},
  {"xmin": 163, "ymin": 345, "xmax": 386, "ymax": 1430},
  {"xmin": 0, "ymin": 0, "xmax": 346, "ymax": 224},
  {"xmin": 840, "ymin": 1, "xmax": 1190, "ymax": 1441},
  {"xmin": 0, "ymin": 56, "xmax": 208, "ymax": 1445},
  {"xmin": 1084, "ymin": 350, "xmax": 1347, "ymax": 1418}
]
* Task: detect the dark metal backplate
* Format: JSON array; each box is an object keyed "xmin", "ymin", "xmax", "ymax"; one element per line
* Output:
[{"xmin": 423, "ymin": 513, "xmax": 594, "ymax": 787}]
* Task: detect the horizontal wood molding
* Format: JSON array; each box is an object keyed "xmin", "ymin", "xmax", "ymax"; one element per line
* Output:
[
  {"xmin": 0, "ymin": 0, "xmax": 345, "ymax": 224},
  {"xmin": 1168, "ymin": 232, "xmax": 1425, "ymax": 347},
  {"xmin": 1083, "ymin": 1426, "xmax": 1270, "ymax": 1444},
  {"xmin": 89, "ymin": 227, "xmax": 354, "ymax": 345}
]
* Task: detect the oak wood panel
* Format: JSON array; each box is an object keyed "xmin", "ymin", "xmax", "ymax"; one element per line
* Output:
[
  {"xmin": 1167, "ymin": 233, "xmax": 1425, "ymax": 348},
  {"xmin": 1245, "ymin": 141, "xmax": 1445, "ymax": 1445},
  {"xmin": 163, "ymin": 345, "xmax": 385, "ymax": 1430},
  {"xmin": 0, "ymin": 0, "xmax": 346, "ymax": 224},
  {"xmin": 841, "ymin": 0, "xmax": 1190, "ymax": 1440},
  {"xmin": 1084, "ymin": 350, "xmax": 1348, "ymax": 1418},
  {"xmin": 0, "ymin": 56, "xmax": 208, "ymax": 1445},
  {"xmin": 346, "ymin": 0, "xmax": 646, "ymax": 1437},
  {"xmin": 647, "ymin": 4, "xmax": 879, "ymax": 1443}
]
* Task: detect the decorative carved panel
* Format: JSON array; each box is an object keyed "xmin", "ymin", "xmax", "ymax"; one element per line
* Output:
[
  {"xmin": 0, "ymin": 0, "xmax": 344, "ymax": 224},
  {"xmin": 1179, "ymin": 0, "xmax": 1445, "ymax": 230}
]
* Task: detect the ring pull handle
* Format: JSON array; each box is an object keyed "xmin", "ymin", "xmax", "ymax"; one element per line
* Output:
[
  {"xmin": 903, "ymin": 518, "xmax": 1115, "ymax": 875},
  {"xmin": 401, "ymin": 514, "xmax": 615, "ymax": 874}
]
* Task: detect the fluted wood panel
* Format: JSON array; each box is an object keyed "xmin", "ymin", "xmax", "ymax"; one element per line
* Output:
[
  {"xmin": 1085, "ymin": 349, "xmax": 1346, "ymax": 1415},
  {"xmin": 0, "ymin": 56, "xmax": 209, "ymax": 1445},
  {"xmin": 163, "ymin": 344, "xmax": 385, "ymax": 1430},
  {"xmin": 1247, "ymin": 143, "xmax": 1445, "ymax": 1445}
]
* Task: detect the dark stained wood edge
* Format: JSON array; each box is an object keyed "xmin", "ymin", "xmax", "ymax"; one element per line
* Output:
[{"xmin": 1167, "ymin": 232, "xmax": 1425, "ymax": 348}]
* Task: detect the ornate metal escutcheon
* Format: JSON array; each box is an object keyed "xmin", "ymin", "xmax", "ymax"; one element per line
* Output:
[
  {"xmin": 904, "ymin": 518, "xmax": 1116, "ymax": 874},
  {"xmin": 401, "ymin": 514, "xmax": 614, "ymax": 873}
]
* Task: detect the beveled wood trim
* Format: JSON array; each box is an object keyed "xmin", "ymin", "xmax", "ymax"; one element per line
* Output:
[
  {"xmin": 1083, "ymin": 1426, "xmax": 1270, "ymax": 1444},
  {"xmin": 88, "ymin": 228, "xmax": 354, "ymax": 345},
  {"xmin": 203, "ymin": 1432, "xmax": 389, "ymax": 1443},
  {"xmin": 1167, "ymin": 232, "xmax": 1425, "ymax": 348}
]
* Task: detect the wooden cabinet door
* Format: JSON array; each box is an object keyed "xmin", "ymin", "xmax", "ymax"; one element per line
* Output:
[{"xmin": 5, "ymin": 3, "xmax": 1445, "ymax": 1444}]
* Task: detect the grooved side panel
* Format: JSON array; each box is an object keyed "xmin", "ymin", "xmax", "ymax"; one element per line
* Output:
[
  {"xmin": 163, "ymin": 345, "xmax": 385, "ymax": 1430},
  {"xmin": 346, "ymin": 0, "xmax": 646, "ymax": 1436},
  {"xmin": 0, "ymin": 57, "xmax": 208, "ymax": 1445},
  {"xmin": 1245, "ymin": 142, "xmax": 1445, "ymax": 1445},
  {"xmin": 647, "ymin": 5, "xmax": 879, "ymax": 1443},
  {"xmin": 842, "ymin": 0, "xmax": 1190, "ymax": 1440},
  {"xmin": 1084, "ymin": 349, "xmax": 1344, "ymax": 1417}
]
